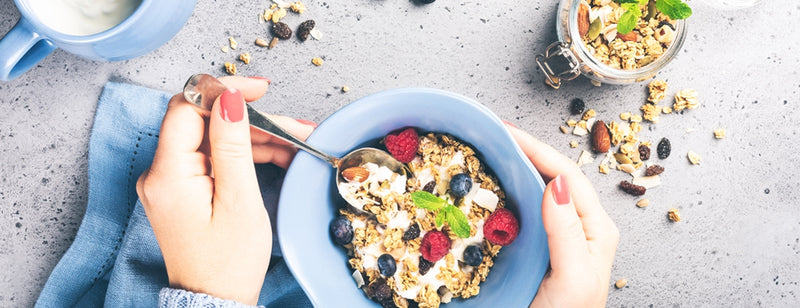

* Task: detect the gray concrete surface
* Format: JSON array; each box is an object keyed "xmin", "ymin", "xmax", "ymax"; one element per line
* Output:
[{"xmin": 1, "ymin": 0, "xmax": 798, "ymax": 306}]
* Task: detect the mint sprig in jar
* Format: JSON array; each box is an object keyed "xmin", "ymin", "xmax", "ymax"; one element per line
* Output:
[{"xmin": 537, "ymin": 0, "xmax": 691, "ymax": 88}]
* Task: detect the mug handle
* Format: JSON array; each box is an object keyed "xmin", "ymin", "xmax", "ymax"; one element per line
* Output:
[{"xmin": 0, "ymin": 18, "xmax": 56, "ymax": 81}]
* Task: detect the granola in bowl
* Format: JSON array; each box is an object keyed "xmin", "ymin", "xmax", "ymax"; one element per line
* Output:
[{"xmin": 332, "ymin": 129, "xmax": 519, "ymax": 308}]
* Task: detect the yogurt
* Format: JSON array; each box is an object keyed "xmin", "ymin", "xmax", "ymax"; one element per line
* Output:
[{"xmin": 27, "ymin": 0, "xmax": 142, "ymax": 36}]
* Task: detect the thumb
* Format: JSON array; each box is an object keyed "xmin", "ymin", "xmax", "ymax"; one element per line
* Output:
[
  {"xmin": 209, "ymin": 88, "xmax": 260, "ymax": 213},
  {"xmin": 542, "ymin": 174, "xmax": 592, "ymax": 275}
]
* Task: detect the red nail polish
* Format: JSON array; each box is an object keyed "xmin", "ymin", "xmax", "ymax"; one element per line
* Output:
[
  {"xmin": 502, "ymin": 120, "xmax": 518, "ymax": 128},
  {"xmin": 220, "ymin": 89, "xmax": 244, "ymax": 123},
  {"xmin": 552, "ymin": 174, "xmax": 570, "ymax": 206},
  {"xmin": 295, "ymin": 118, "xmax": 318, "ymax": 128},
  {"xmin": 249, "ymin": 76, "xmax": 272, "ymax": 84}
]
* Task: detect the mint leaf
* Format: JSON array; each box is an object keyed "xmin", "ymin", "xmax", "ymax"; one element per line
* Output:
[
  {"xmin": 656, "ymin": 0, "xmax": 692, "ymax": 20},
  {"xmin": 617, "ymin": 3, "xmax": 641, "ymax": 34},
  {"xmin": 411, "ymin": 191, "xmax": 446, "ymax": 211},
  {"xmin": 435, "ymin": 211, "xmax": 445, "ymax": 228},
  {"xmin": 443, "ymin": 205, "xmax": 471, "ymax": 238}
]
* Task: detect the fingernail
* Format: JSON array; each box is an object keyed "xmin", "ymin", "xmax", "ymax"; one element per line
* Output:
[
  {"xmin": 249, "ymin": 76, "xmax": 272, "ymax": 84},
  {"xmin": 220, "ymin": 88, "xmax": 244, "ymax": 123},
  {"xmin": 295, "ymin": 118, "xmax": 318, "ymax": 128},
  {"xmin": 502, "ymin": 120, "xmax": 518, "ymax": 128},
  {"xmin": 552, "ymin": 174, "xmax": 570, "ymax": 206}
]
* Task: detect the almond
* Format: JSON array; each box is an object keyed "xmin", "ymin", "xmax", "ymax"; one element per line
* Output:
[
  {"xmin": 592, "ymin": 120, "xmax": 611, "ymax": 153},
  {"xmin": 578, "ymin": 1, "xmax": 590, "ymax": 37},
  {"xmin": 341, "ymin": 166, "xmax": 370, "ymax": 183},
  {"xmin": 618, "ymin": 31, "xmax": 638, "ymax": 42}
]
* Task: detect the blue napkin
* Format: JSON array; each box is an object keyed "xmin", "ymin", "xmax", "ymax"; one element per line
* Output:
[{"xmin": 35, "ymin": 82, "xmax": 311, "ymax": 308}]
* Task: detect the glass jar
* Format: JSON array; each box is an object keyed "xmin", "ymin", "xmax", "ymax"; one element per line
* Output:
[{"xmin": 536, "ymin": 0, "xmax": 688, "ymax": 88}]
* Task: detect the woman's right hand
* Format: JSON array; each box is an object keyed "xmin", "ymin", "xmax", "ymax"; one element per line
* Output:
[{"xmin": 505, "ymin": 124, "xmax": 619, "ymax": 308}]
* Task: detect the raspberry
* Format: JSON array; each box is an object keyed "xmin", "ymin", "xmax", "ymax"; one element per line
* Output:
[
  {"xmin": 384, "ymin": 128, "xmax": 419, "ymax": 163},
  {"xmin": 483, "ymin": 208, "xmax": 520, "ymax": 246},
  {"xmin": 419, "ymin": 230, "xmax": 450, "ymax": 262}
]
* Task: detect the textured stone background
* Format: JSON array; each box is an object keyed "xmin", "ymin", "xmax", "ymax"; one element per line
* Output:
[{"xmin": 1, "ymin": 0, "xmax": 798, "ymax": 306}]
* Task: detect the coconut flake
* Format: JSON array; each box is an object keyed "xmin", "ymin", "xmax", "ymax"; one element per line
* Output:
[
  {"xmin": 633, "ymin": 175, "xmax": 661, "ymax": 189},
  {"xmin": 352, "ymin": 270, "xmax": 365, "ymax": 288},
  {"xmin": 472, "ymin": 188, "xmax": 499, "ymax": 211},
  {"xmin": 576, "ymin": 150, "xmax": 595, "ymax": 167},
  {"xmin": 309, "ymin": 28, "xmax": 324, "ymax": 40}
]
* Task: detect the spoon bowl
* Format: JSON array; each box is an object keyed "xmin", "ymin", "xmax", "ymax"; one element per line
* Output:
[{"xmin": 182, "ymin": 74, "xmax": 411, "ymax": 214}]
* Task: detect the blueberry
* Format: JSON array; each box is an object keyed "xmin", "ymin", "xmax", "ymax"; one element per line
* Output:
[
  {"xmin": 330, "ymin": 216, "xmax": 354, "ymax": 245},
  {"xmin": 463, "ymin": 245, "xmax": 483, "ymax": 266},
  {"xmin": 449, "ymin": 173, "xmax": 473, "ymax": 198},
  {"xmin": 377, "ymin": 254, "xmax": 397, "ymax": 277}
]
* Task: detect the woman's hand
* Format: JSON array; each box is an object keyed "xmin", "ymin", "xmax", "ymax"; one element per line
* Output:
[
  {"xmin": 506, "ymin": 124, "xmax": 619, "ymax": 308},
  {"xmin": 136, "ymin": 76, "xmax": 314, "ymax": 305}
]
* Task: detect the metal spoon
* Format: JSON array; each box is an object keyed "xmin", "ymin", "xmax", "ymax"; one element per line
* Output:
[{"xmin": 182, "ymin": 74, "xmax": 412, "ymax": 213}]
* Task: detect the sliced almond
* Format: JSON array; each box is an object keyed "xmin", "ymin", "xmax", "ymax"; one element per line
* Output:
[{"xmin": 342, "ymin": 166, "xmax": 370, "ymax": 183}]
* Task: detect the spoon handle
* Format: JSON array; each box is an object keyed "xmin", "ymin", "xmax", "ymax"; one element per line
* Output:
[
  {"xmin": 246, "ymin": 105, "xmax": 340, "ymax": 167},
  {"xmin": 183, "ymin": 74, "xmax": 340, "ymax": 167}
]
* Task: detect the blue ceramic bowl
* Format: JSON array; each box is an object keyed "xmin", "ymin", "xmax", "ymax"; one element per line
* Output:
[{"xmin": 278, "ymin": 88, "xmax": 549, "ymax": 307}]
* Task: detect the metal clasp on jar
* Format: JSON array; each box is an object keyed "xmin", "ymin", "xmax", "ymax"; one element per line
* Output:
[{"xmin": 535, "ymin": 42, "xmax": 581, "ymax": 89}]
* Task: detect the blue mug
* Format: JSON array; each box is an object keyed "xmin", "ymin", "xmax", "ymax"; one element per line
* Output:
[{"xmin": 0, "ymin": 0, "xmax": 197, "ymax": 81}]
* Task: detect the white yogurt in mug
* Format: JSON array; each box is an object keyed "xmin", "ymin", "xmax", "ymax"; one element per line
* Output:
[{"xmin": 27, "ymin": 0, "xmax": 143, "ymax": 36}]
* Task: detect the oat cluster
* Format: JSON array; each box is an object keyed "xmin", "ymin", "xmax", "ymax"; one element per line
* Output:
[{"xmin": 341, "ymin": 133, "xmax": 506, "ymax": 307}]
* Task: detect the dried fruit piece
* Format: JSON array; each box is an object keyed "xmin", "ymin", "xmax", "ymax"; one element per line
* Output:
[
  {"xmin": 638, "ymin": 144, "xmax": 651, "ymax": 160},
  {"xmin": 571, "ymin": 98, "xmax": 586, "ymax": 115},
  {"xmin": 297, "ymin": 19, "xmax": 315, "ymax": 41},
  {"xmin": 636, "ymin": 199, "xmax": 650, "ymax": 208},
  {"xmin": 418, "ymin": 256, "xmax": 433, "ymax": 275},
  {"xmin": 615, "ymin": 279, "xmax": 628, "ymax": 289},
  {"xmin": 592, "ymin": 120, "xmax": 611, "ymax": 153},
  {"xmin": 273, "ymin": 22, "xmax": 292, "ymax": 39},
  {"xmin": 342, "ymin": 167, "xmax": 370, "ymax": 183},
  {"xmin": 644, "ymin": 165, "xmax": 664, "ymax": 176},
  {"xmin": 657, "ymin": 138, "xmax": 671, "ymax": 159},
  {"xmin": 687, "ymin": 151, "xmax": 702, "ymax": 165},
  {"xmin": 668, "ymin": 208, "xmax": 681, "ymax": 222},
  {"xmin": 620, "ymin": 180, "xmax": 646, "ymax": 196}
]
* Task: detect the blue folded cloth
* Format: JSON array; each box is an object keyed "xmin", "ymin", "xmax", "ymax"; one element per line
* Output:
[{"xmin": 35, "ymin": 82, "xmax": 311, "ymax": 308}]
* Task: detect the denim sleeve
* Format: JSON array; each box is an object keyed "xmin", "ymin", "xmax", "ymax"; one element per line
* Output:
[{"xmin": 159, "ymin": 288, "xmax": 265, "ymax": 308}]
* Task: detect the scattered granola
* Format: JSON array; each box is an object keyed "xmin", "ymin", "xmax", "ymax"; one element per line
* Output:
[
  {"xmin": 255, "ymin": 38, "xmax": 269, "ymax": 47},
  {"xmin": 221, "ymin": 46, "xmax": 229, "ymax": 53},
  {"xmin": 636, "ymin": 198, "xmax": 650, "ymax": 208},
  {"xmin": 673, "ymin": 89, "xmax": 699, "ymax": 111},
  {"xmin": 224, "ymin": 62, "xmax": 237, "ymax": 75},
  {"xmin": 311, "ymin": 57, "xmax": 324, "ymax": 66},
  {"xmin": 342, "ymin": 85, "xmax": 350, "ymax": 93},
  {"xmin": 615, "ymin": 278, "xmax": 628, "ymax": 289},
  {"xmin": 668, "ymin": 208, "xmax": 681, "ymax": 222},
  {"xmin": 648, "ymin": 80, "xmax": 668, "ymax": 103},
  {"xmin": 687, "ymin": 150, "xmax": 701, "ymax": 165},
  {"xmin": 570, "ymin": 140, "xmax": 579, "ymax": 148},
  {"xmin": 228, "ymin": 36, "xmax": 238, "ymax": 50},
  {"xmin": 238, "ymin": 52, "xmax": 251, "ymax": 64},
  {"xmin": 714, "ymin": 129, "xmax": 726, "ymax": 139},
  {"xmin": 290, "ymin": 1, "xmax": 306, "ymax": 14}
]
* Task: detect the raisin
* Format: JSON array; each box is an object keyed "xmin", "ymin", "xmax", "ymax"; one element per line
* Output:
[
  {"xmin": 657, "ymin": 138, "xmax": 671, "ymax": 159},
  {"xmin": 644, "ymin": 165, "xmax": 664, "ymax": 176},
  {"xmin": 297, "ymin": 19, "xmax": 315, "ymax": 41},
  {"xmin": 422, "ymin": 181, "xmax": 436, "ymax": 193},
  {"xmin": 570, "ymin": 98, "xmax": 585, "ymax": 115},
  {"xmin": 367, "ymin": 278, "xmax": 393, "ymax": 301},
  {"xmin": 418, "ymin": 256, "xmax": 433, "ymax": 275},
  {"xmin": 620, "ymin": 181, "xmax": 646, "ymax": 196},
  {"xmin": 402, "ymin": 224, "xmax": 420, "ymax": 241},
  {"xmin": 272, "ymin": 22, "xmax": 292, "ymax": 40},
  {"xmin": 638, "ymin": 144, "xmax": 651, "ymax": 161}
]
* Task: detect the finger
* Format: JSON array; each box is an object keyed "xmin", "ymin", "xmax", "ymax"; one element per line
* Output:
[
  {"xmin": 208, "ymin": 88, "xmax": 261, "ymax": 213},
  {"xmin": 154, "ymin": 94, "xmax": 206, "ymax": 155},
  {"xmin": 252, "ymin": 143, "xmax": 299, "ymax": 168},
  {"xmin": 219, "ymin": 76, "xmax": 271, "ymax": 102},
  {"xmin": 541, "ymin": 175, "xmax": 593, "ymax": 275},
  {"xmin": 506, "ymin": 124, "xmax": 617, "ymax": 247}
]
